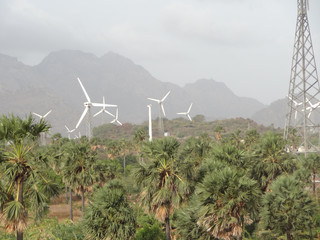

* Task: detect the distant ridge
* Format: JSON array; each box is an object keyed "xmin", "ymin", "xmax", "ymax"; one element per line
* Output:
[{"xmin": 0, "ymin": 50, "xmax": 268, "ymax": 134}]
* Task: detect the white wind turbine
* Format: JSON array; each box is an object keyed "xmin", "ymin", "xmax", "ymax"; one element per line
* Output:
[
  {"xmin": 177, "ymin": 103, "xmax": 193, "ymax": 121},
  {"xmin": 93, "ymin": 96, "xmax": 116, "ymax": 118},
  {"xmin": 65, "ymin": 125, "xmax": 75, "ymax": 140},
  {"xmin": 147, "ymin": 91, "xmax": 170, "ymax": 135},
  {"xmin": 288, "ymin": 95, "xmax": 302, "ymax": 119},
  {"xmin": 76, "ymin": 77, "xmax": 117, "ymax": 139},
  {"xmin": 110, "ymin": 108, "xmax": 122, "ymax": 126},
  {"xmin": 32, "ymin": 109, "xmax": 52, "ymax": 145},
  {"xmin": 32, "ymin": 110, "xmax": 52, "ymax": 120},
  {"xmin": 306, "ymin": 100, "xmax": 320, "ymax": 118}
]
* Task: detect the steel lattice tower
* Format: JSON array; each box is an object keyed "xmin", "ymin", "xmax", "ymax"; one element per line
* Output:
[{"xmin": 284, "ymin": 0, "xmax": 320, "ymax": 154}]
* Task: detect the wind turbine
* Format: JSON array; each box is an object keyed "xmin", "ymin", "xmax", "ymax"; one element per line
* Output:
[
  {"xmin": 177, "ymin": 103, "xmax": 193, "ymax": 121},
  {"xmin": 93, "ymin": 96, "xmax": 116, "ymax": 118},
  {"xmin": 147, "ymin": 104, "xmax": 152, "ymax": 141},
  {"xmin": 110, "ymin": 108, "xmax": 122, "ymax": 126},
  {"xmin": 306, "ymin": 100, "xmax": 320, "ymax": 118},
  {"xmin": 147, "ymin": 91, "xmax": 170, "ymax": 136},
  {"xmin": 32, "ymin": 110, "xmax": 52, "ymax": 120},
  {"xmin": 65, "ymin": 125, "xmax": 75, "ymax": 140},
  {"xmin": 75, "ymin": 77, "xmax": 116, "ymax": 139},
  {"xmin": 32, "ymin": 109, "xmax": 52, "ymax": 145},
  {"xmin": 288, "ymin": 95, "xmax": 302, "ymax": 119}
]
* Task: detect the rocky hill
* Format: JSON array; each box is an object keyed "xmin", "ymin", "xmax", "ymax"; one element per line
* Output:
[{"xmin": 0, "ymin": 50, "xmax": 269, "ymax": 135}]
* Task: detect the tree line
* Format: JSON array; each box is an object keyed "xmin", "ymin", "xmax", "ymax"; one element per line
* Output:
[{"xmin": 0, "ymin": 114, "xmax": 319, "ymax": 240}]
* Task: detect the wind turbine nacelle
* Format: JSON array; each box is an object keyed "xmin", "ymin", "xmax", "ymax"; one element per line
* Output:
[{"xmin": 84, "ymin": 102, "xmax": 92, "ymax": 107}]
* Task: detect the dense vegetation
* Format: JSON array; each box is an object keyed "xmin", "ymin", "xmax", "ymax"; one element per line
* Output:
[{"xmin": 1, "ymin": 114, "xmax": 320, "ymax": 240}]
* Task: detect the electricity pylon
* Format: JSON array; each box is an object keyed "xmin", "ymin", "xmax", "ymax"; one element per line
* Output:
[{"xmin": 284, "ymin": 0, "xmax": 320, "ymax": 155}]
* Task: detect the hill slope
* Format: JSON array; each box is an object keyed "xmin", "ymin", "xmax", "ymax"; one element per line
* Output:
[{"xmin": 0, "ymin": 50, "xmax": 267, "ymax": 135}]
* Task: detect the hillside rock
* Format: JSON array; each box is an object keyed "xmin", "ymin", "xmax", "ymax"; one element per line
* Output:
[{"xmin": 0, "ymin": 50, "xmax": 267, "ymax": 135}]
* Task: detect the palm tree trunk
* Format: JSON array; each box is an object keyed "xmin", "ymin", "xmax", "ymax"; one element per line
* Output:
[
  {"xmin": 65, "ymin": 185, "xmax": 68, "ymax": 204},
  {"xmin": 123, "ymin": 156, "xmax": 126, "ymax": 177},
  {"xmin": 313, "ymin": 172, "xmax": 316, "ymax": 195},
  {"xmin": 81, "ymin": 185, "xmax": 85, "ymax": 218},
  {"xmin": 17, "ymin": 178, "xmax": 24, "ymax": 240},
  {"xmin": 165, "ymin": 217, "xmax": 171, "ymax": 240},
  {"xmin": 69, "ymin": 187, "xmax": 73, "ymax": 221}
]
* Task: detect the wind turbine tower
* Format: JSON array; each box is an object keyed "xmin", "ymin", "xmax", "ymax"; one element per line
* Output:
[
  {"xmin": 147, "ymin": 104, "xmax": 152, "ymax": 141},
  {"xmin": 284, "ymin": 0, "xmax": 320, "ymax": 154},
  {"xmin": 148, "ymin": 91, "xmax": 170, "ymax": 136}
]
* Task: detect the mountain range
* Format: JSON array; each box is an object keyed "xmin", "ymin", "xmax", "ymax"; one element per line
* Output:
[{"xmin": 0, "ymin": 50, "xmax": 286, "ymax": 135}]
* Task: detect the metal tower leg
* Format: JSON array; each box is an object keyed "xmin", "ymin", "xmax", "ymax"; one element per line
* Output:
[{"xmin": 284, "ymin": 0, "xmax": 320, "ymax": 155}]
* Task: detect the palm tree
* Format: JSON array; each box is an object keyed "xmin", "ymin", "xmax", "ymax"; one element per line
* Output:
[
  {"xmin": 260, "ymin": 175, "xmax": 316, "ymax": 240},
  {"xmin": 62, "ymin": 138, "xmax": 99, "ymax": 218},
  {"xmin": 196, "ymin": 166, "xmax": 260, "ymax": 240},
  {"xmin": 178, "ymin": 135, "xmax": 213, "ymax": 198},
  {"xmin": 253, "ymin": 131, "xmax": 297, "ymax": 191},
  {"xmin": 136, "ymin": 137, "xmax": 184, "ymax": 240},
  {"xmin": 0, "ymin": 114, "xmax": 56, "ymax": 240},
  {"xmin": 84, "ymin": 180, "xmax": 136, "ymax": 239},
  {"xmin": 301, "ymin": 153, "xmax": 320, "ymax": 195}
]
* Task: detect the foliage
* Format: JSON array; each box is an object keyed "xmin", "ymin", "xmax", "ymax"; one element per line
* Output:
[
  {"xmin": 259, "ymin": 175, "xmax": 316, "ymax": 240},
  {"xmin": 196, "ymin": 166, "xmax": 260, "ymax": 240},
  {"xmin": 136, "ymin": 223, "xmax": 166, "ymax": 240},
  {"xmin": 84, "ymin": 180, "xmax": 136, "ymax": 239},
  {"xmin": 0, "ymin": 114, "xmax": 58, "ymax": 239}
]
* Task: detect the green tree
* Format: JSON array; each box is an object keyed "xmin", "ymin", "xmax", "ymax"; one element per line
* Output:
[
  {"xmin": 62, "ymin": 138, "xmax": 99, "ymax": 218},
  {"xmin": 301, "ymin": 153, "xmax": 320, "ymax": 194},
  {"xmin": 84, "ymin": 180, "xmax": 136, "ymax": 239},
  {"xmin": 0, "ymin": 114, "xmax": 57, "ymax": 240},
  {"xmin": 259, "ymin": 175, "xmax": 316, "ymax": 240},
  {"xmin": 196, "ymin": 166, "xmax": 260, "ymax": 240},
  {"xmin": 253, "ymin": 131, "xmax": 297, "ymax": 191},
  {"xmin": 136, "ymin": 137, "xmax": 184, "ymax": 240},
  {"xmin": 178, "ymin": 135, "xmax": 213, "ymax": 198}
]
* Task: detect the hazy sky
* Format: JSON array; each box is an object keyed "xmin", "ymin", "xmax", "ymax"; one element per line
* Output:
[{"xmin": 0, "ymin": 0, "xmax": 319, "ymax": 104}]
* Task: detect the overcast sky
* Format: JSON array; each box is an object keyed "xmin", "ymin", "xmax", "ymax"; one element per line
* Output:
[{"xmin": 0, "ymin": 0, "xmax": 319, "ymax": 104}]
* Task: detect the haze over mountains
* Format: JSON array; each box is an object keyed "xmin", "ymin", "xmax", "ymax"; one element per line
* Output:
[{"xmin": 0, "ymin": 50, "xmax": 285, "ymax": 134}]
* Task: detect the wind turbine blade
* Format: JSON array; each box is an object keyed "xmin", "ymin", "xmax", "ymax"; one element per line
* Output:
[
  {"xmin": 295, "ymin": 110, "xmax": 298, "ymax": 119},
  {"xmin": 147, "ymin": 98, "xmax": 160, "ymax": 103},
  {"xmin": 117, "ymin": 120, "xmax": 122, "ymax": 126},
  {"xmin": 76, "ymin": 107, "xmax": 89, "ymax": 129},
  {"xmin": 161, "ymin": 91, "xmax": 171, "ymax": 102},
  {"xmin": 161, "ymin": 103, "xmax": 166, "ymax": 117},
  {"xmin": 32, "ymin": 112, "xmax": 42, "ymax": 118},
  {"xmin": 77, "ymin": 77, "xmax": 91, "ymax": 102},
  {"xmin": 93, "ymin": 109, "xmax": 103, "ymax": 117},
  {"xmin": 110, "ymin": 119, "xmax": 116, "ymax": 124},
  {"xmin": 116, "ymin": 108, "xmax": 119, "ymax": 118},
  {"xmin": 92, "ymin": 103, "xmax": 117, "ymax": 107},
  {"xmin": 177, "ymin": 112, "xmax": 186, "ymax": 115},
  {"xmin": 187, "ymin": 114, "xmax": 192, "ymax": 121},
  {"xmin": 43, "ymin": 109, "xmax": 52, "ymax": 118},
  {"xmin": 103, "ymin": 109, "xmax": 115, "ymax": 117},
  {"xmin": 70, "ymin": 129, "xmax": 75, "ymax": 133},
  {"xmin": 65, "ymin": 125, "xmax": 70, "ymax": 132},
  {"xmin": 187, "ymin": 103, "xmax": 193, "ymax": 113}
]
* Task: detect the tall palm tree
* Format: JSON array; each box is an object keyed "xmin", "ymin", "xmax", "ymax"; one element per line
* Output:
[
  {"xmin": 260, "ymin": 175, "xmax": 316, "ymax": 240},
  {"xmin": 178, "ymin": 135, "xmax": 213, "ymax": 198},
  {"xmin": 136, "ymin": 137, "xmax": 184, "ymax": 240},
  {"xmin": 0, "ymin": 114, "xmax": 55, "ymax": 240},
  {"xmin": 196, "ymin": 166, "xmax": 260, "ymax": 240},
  {"xmin": 62, "ymin": 138, "xmax": 99, "ymax": 218},
  {"xmin": 301, "ymin": 153, "xmax": 320, "ymax": 195},
  {"xmin": 84, "ymin": 180, "xmax": 137, "ymax": 239},
  {"xmin": 253, "ymin": 132, "xmax": 297, "ymax": 191}
]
